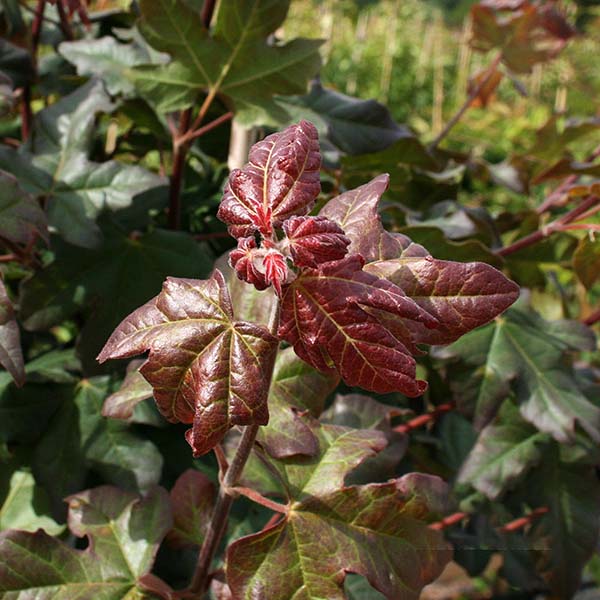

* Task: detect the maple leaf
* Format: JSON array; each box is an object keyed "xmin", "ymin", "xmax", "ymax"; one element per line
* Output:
[
  {"xmin": 217, "ymin": 120, "xmax": 321, "ymax": 238},
  {"xmin": 278, "ymin": 254, "xmax": 438, "ymax": 396},
  {"xmin": 283, "ymin": 215, "xmax": 350, "ymax": 267},
  {"xmin": 97, "ymin": 271, "xmax": 278, "ymax": 456},
  {"xmin": 322, "ymin": 174, "xmax": 519, "ymax": 345},
  {"xmin": 227, "ymin": 423, "xmax": 451, "ymax": 600}
]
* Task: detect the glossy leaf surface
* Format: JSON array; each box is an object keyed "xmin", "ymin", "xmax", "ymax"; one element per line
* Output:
[
  {"xmin": 278, "ymin": 254, "xmax": 437, "ymax": 396},
  {"xmin": 98, "ymin": 271, "xmax": 278, "ymax": 456},
  {"xmin": 228, "ymin": 425, "xmax": 450, "ymax": 600},
  {"xmin": 0, "ymin": 81, "xmax": 164, "ymax": 247},
  {"xmin": 218, "ymin": 120, "xmax": 321, "ymax": 237},
  {"xmin": 283, "ymin": 215, "xmax": 350, "ymax": 267}
]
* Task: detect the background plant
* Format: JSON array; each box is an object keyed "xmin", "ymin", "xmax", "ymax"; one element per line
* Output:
[{"xmin": 0, "ymin": 1, "xmax": 599, "ymax": 599}]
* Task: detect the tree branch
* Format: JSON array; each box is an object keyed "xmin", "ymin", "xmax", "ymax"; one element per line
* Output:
[{"xmin": 429, "ymin": 53, "xmax": 502, "ymax": 150}]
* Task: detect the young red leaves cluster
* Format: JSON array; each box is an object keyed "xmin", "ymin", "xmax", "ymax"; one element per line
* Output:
[{"xmin": 99, "ymin": 121, "xmax": 519, "ymax": 457}]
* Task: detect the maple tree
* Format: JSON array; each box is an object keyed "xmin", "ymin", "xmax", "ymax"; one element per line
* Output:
[{"xmin": 1, "ymin": 1, "xmax": 599, "ymax": 599}]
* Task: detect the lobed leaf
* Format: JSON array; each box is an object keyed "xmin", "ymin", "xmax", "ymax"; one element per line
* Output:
[
  {"xmin": 98, "ymin": 271, "xmax": 278, "ymax": 456},
  {"xmin": 438, "ymin": 304, "xmax": 600, "ymax": 439},
  {"xmin": 218, "ymin": 120, "xmax": 321, "ymax": 238},
  {"xmin": 322, "ymin": 174, "xmax": 519, "ymax": 345},
  {"xmin": 0, "ymin": 170, "xmax": 47, "ymax": 246},
  {"xmin": 457, "ymin": 400, "xmax": 550, "ymax": 500},
  {"xmin": 278, "ymin": 254, "xmax": 438, "ymax": 396},
  {"xmin": 227, "ymin": 472, "xmax": 451, "ymax": 600},
  {"xmin": 135, "ymin": 0, "xmax": 322, "ymax": 124},
  {"xmin": 0, "ymin": 485, "xmax": 171, "ymax": 599}
]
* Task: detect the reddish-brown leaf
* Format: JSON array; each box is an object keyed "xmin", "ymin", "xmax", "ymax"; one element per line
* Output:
[
  {"xmin": 217, "ymin": 120, "xmax": 321, "ymax": 238},
  {"xmin": 278, "ymin": 254, "xmax": 438, "ymax": 396},
  {"xmin": 283, "ymin": 215, "xmax": 350, "ymax": 267},
  {"xmin": 320, "ymin": 174, "xmax": 426, "ymax": 262},
  {"xmin": 468, "ymin": 65, "xmax": 503, "ymax": 108},
  {"xmin": 229, "ymin": 237, "xmax": 269, "ymax": 291},
  {"xmin": 167, "ymin": 469, "xmax": 216, "ymax": 548},
  {"xmin": 97, "ymin": 271, "xmax": 278, "ymax": 456},
  {"xmin": 365, "ymin": 257, "xmax": 520, "ymax": 346},
  {"xmin": 0, "ymin": 279, "xmax": 24, "ymax": 387}
]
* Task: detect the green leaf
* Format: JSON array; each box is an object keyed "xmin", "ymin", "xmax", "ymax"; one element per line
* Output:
[
  {"xmin": 227, "ymin": 440, "xmax": 451, "ymax": 600},
  {"xmin": 0, "ymin": 170, "xmax": 47, "ymax": 246},
  {"xmin": 33, "ymin": 377, "xmax": 163, "ymax": 513},
  {"xmin": 0, "ymin": 466, "xmax": 63, "ymax": 535},
  {"xmin": 276, "ymin": 81, "xmax": 408, "ymax": 156},
  {"xmin": 520, "ymin": 449, "xmax": 600, "ymax": 598},
  {"xmin": 438, "ymin": 304, "xmax": 599, "ymax": 441},
  {"xmin": 0, "ymin": 81, "xmax": 164, "ymax": 247},
  {"xmin": 458, "ymin": 401, "xmax": 550, "ymax": 500},
  {"xmin": 257, "ymin": 347, "xmax": 339, "ymax": 459},
  {"xmin": 66, "ymin": 486, "xmax": 171, "ymax": 580},
  {"xmin": 59, "ymin": 34, "xmax": 167, "ymax": 96},
  {"xmin": 0, "ymin": 278, "xmax": 24, "ymax": 387},
  {"xmin": 20, "ymin": 223, "xmax": 213, "ymax": 371},
  {"xmin": 0, "ymin": 38, "xmax": 33, "ymax": 88},
  {"xmin": 573, "ymin": 237, "xmax": 600, "ymax": 289},
  {"xmin": 134, "ymin": 0, "xmax": 322, "ymax": 125},
  {"xmin": 0, "ymin": 485, "xmax": 172, "ymax": 598}
]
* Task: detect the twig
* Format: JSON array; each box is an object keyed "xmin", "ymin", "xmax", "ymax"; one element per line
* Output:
[
  {"xmin": 229, "ymin": 486, "xmax": 288, "ymax": 514},
  {"xmin": 17, "ymin": 0, "xmax": 59, "ymax": 26},
  {"xmin": 536, "ymin": 145, "xmax": 600, "ymax": 214},
  {"xmin": 166, "ymin": 0, "xmax": 219, "ymax": 231},
  {"xmin": 168, "ymin": 108, "xmax": 192, "ymax": 230},
  {"xmin": 187, "ymin": 298, "xmax": 281, "ymax": 597},
  {"xmin": 429, "ymin": 53, "xmax": 502, "ymax": 150},
  {"xmin": 177, "ymin": 111, "xmax": 233, "ymax": 147},
  {"xmin": 498, "ymin": 195, "xmax": 600, "ymax": 257},
  {"xmin": 429, "ymin": 511, "xmax": 468, "ymax": 531},
  {"xmin": 55, "ymin": 0, "xmax": 74, "ymax": 40},
  {"xmin": 393, "ymin": 403, "xmax": 454, "ymax": 434},
  {"xmin": 498, "ymin": 506, "xmax": 548, "ymax": 533}
]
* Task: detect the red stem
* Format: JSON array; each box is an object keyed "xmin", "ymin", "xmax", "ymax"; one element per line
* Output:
[
  {"xmin": 177, "ymin": 111, "xmax": 233, "ymax": 147},
  {"xmin": 393, "ymin": 403, "xmax": 454, "ymax": 434},
  {"xmin": 583, "ymin": 308, "xmax": 600, "ymax": 327},
  {"xmin": 498, "ymin": 195, "xmax": 600, "ymax": 257},
  {"xmin": 55, "ymin": 0, "xmax": 74, "ymax": 40},
  {"xmin": 168, "ymin": 109, "xmax": 192, "ymax": 230},
  {"xmin": 230, "ymin": 486, "xmax": 288, "ymax": 514},
  {"xmin": 429, "ymin": 511, "xmax": 468, "ymax": 531},
  {"xmin": 498, "ymin": 506, "xmax": 548, "ymax": 533}
]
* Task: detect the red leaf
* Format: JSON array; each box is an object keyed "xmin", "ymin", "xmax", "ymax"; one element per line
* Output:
[
  {"xmin": 283, "ymin": 215, "xmax": 350, "ymax": 267},
  {"xmin": 263, "ymin": 248, "xmax": 288, "ymax": 296},
  {"xmin": 217, "ymin": 120, "xmax": 321, "ymax": 238},
  {"xmin": 97, "ymin": 271, "xmax": 278, "ymax": 456},
  {"xmin": 229, "ymin": 237, "xmax": 269, "ymax": 291},
  {"xmin": 278, "ymin": 255, "xmax": 438, "ymax": 396}
]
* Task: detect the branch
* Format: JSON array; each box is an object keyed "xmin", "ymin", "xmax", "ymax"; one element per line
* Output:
[
  {"xmin": 498, "ymin": 506, "xmax": 548, "ymax": 533},
  {"xmin": 55, "ymin": 0, "xmax": 74, "ymax": 40},
  {"xmin": 393, "ymin": 403, "xmax": 454, "ymax": 434},
  {"xmin": 429, "ymin": 53, "xmax": 502, "ymax": 150},
  {"xmin": 497, "ymin": 195, "xmax": 600, "ymax": 257},
  {"xmin": 187, "ymin": 298, "xmax": 281, "ymax": 597}
]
